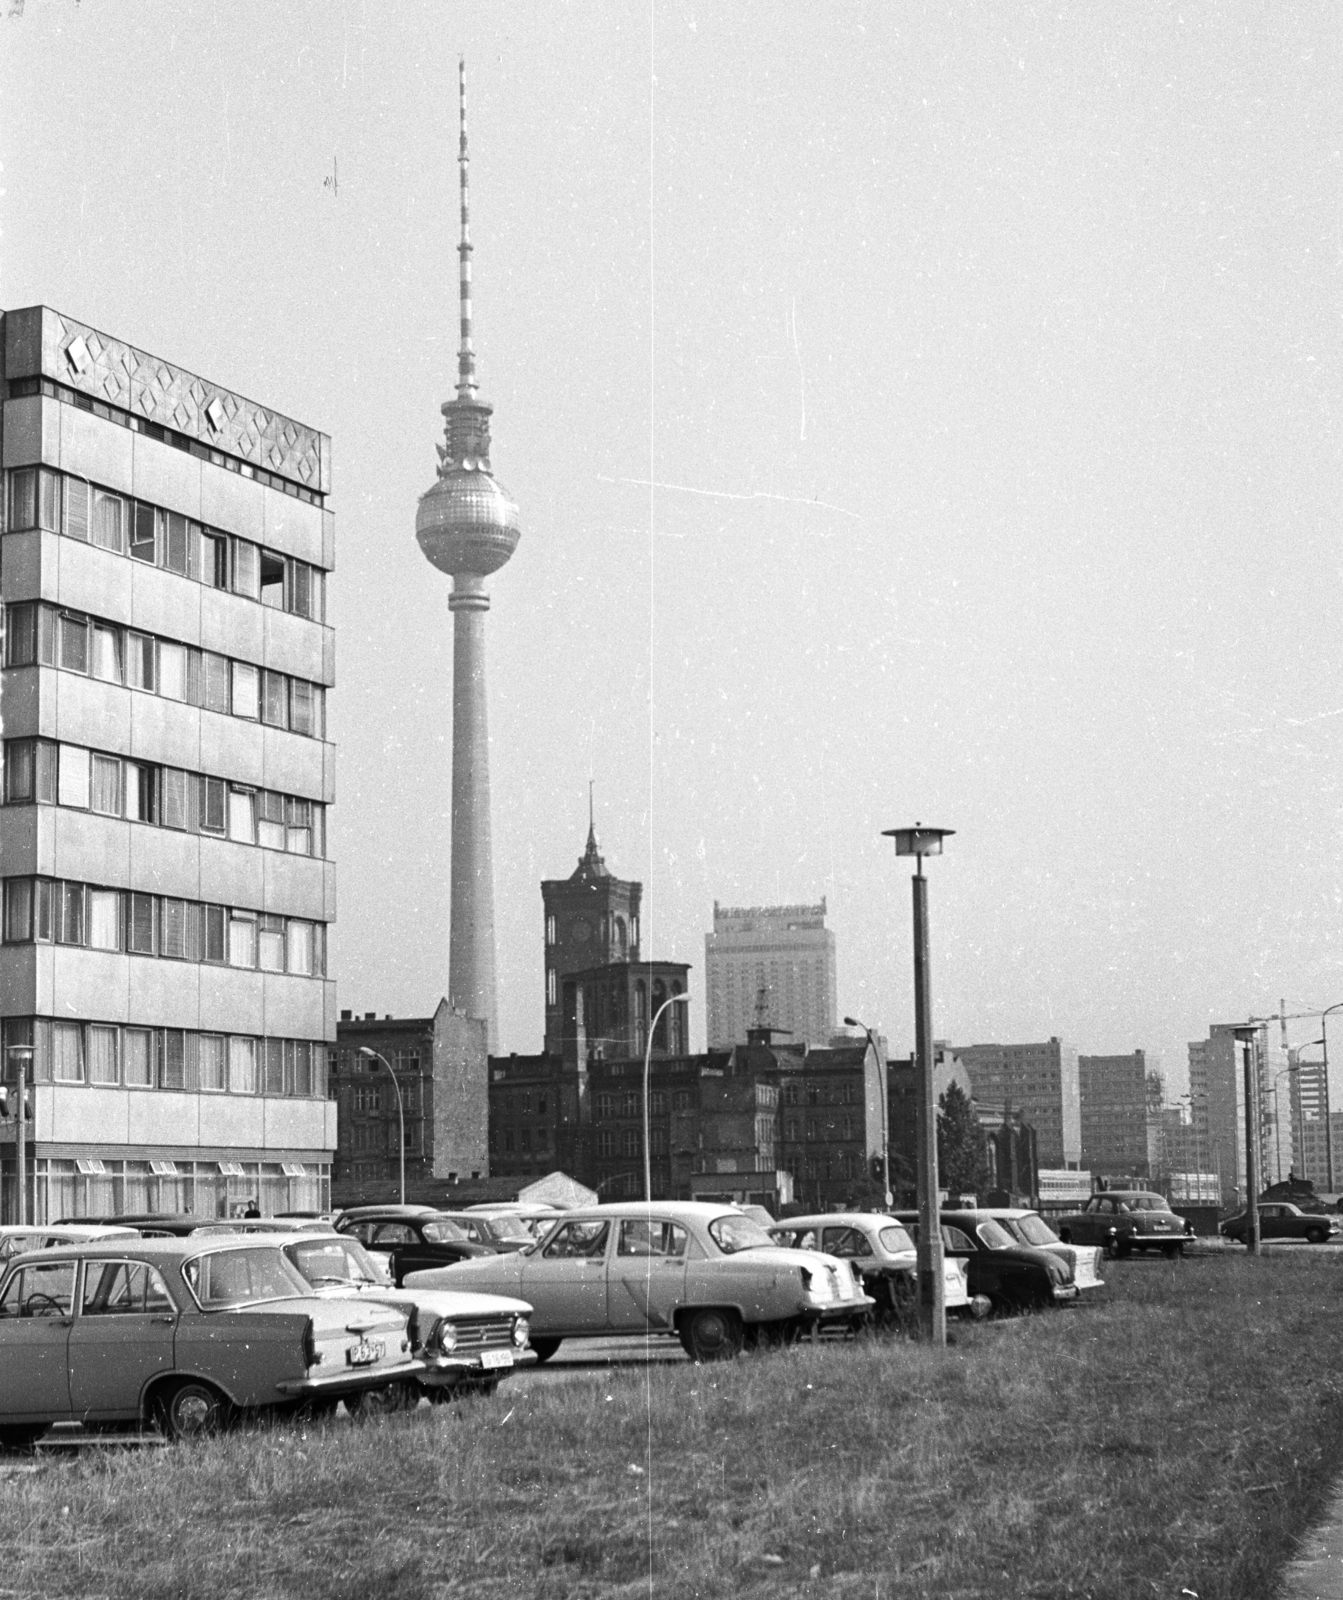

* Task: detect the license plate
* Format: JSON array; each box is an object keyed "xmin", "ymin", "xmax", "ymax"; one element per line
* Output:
[
  {"xmin": 479, "ymin": 1349, "xmax": 514, "ymax": 1371},
  {"xmin": 346, "ymin": 1338, "xmax": 385, "ymax": 1367}
]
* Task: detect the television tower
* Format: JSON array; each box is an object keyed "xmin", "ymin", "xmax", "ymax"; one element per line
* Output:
[{"xmin": 415, "ymin": 60, "xmax": 520, "ymax": 1052}]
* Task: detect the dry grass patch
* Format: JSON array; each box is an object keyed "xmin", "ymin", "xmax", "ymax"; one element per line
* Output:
[{"xmin": 4, "ymin": 1252, "xmax": 1343, "ymax": 1598}]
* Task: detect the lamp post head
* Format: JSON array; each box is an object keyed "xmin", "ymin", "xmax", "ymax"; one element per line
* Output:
[
  {"xmin": 843, "ymin": 1015, "xmax": 864, "ymax": 1030},
  {"xmin": 358, "ymin": 1047, "xmax": 382, "ymax": 1068},
  {"xmin": 884, "ymin": 825, "xmax": 954, "ymax": 858}
]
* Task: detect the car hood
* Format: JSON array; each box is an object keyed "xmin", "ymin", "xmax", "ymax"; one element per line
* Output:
[{"xmin": 304, "ymin": 1282, "xmax": 532, "ymax": 1317}]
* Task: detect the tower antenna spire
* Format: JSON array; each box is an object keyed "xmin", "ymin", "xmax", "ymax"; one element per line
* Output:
[{"xmin": 456, "ymin": 55, "xmax": 477, "ymax": 401}]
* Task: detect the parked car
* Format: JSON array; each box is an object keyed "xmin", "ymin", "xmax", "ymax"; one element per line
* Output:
[
  {"xmin": 192, "ymin": 1219, "xmax": 339, "ymax": 1237},
  {"xmin": 769, "ymin": 1213, "xmax": 973, "ymax": 1324},
  {"xmin": 980, "ymin": 1209, "xmax": 1105, "ymax": 1293},
  {"xmin": 464, "ymin": 1203, "xmax": 562, "ymax": 1240},
  {"xmin": 1052, "ymin": 1192, "xmax": 1193, "ymax": 1257},
  {"xmin": 334, "ymin": 1206, "xmax": 492, "ymax": 1283},
  {"xmin": 0, "ymin": 1224, "xmax": 138, "ymax": 1264},
  {"xmin": 276, "ymin": 1232, "xmax": 531, "ymax": 1402},
  {"xmin": 0, "ymin": 1237, "xmax": 421, "ymax": 1448},
  {"xmin": 404, "ymin": 1201, "xmax": 873, "ymax": 1362},
  {"xmin": 431, "ymin": 1210, "xmax": 536, "ymax": 1253},
  {"xmin": 894, "ymin": 1210, "xmax": 1078, "ymax": 1313},
  {"xmin": 1220, "ymin": 1202, "xmax": 1341, "ymax": 1245}
]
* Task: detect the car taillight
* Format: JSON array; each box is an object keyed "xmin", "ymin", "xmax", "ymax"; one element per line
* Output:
[{"xmin": 303, "ymin": 1316, "xmax": 320, "ymax": 1368}]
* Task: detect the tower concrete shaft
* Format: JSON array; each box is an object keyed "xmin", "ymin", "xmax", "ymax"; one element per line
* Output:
[{"xmin": 448, "ymin": 576, "xmax": 497, "ymax": 1051}]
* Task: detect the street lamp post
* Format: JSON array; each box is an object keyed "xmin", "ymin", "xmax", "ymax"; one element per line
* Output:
[
  {"xmin": 884, "ymin": 823, "xmax": 953, "ymax": 1347},
  {"xmin": 7, "ymin": 1046, "xmax": 32, "ymax": 1227},
  {"xmin": 844, "ymin": 1015, "xmax": 890, "ymax": 1207},
  {"xmin": 359, "ymin": 1048, "xmax": 405, "ymax": 1205},
  {"xmin": 1319, "ymin": 1003, "xmax": 1343, "ymax": 1192},
  {"xmin": 1232, "ymin": 1025, "xmax": 1261, "ymax": 1255},
  {"xmin": 644, "ymin": 992, "xmax": 690, "ymax": 1203},
  {"xmin": 1271, "ymin": 1064, "xmax": 1301, "ymax": 1184}
]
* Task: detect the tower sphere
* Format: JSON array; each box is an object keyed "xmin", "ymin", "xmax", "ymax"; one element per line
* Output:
[{"xmin": 416, "ymin": 464, "xmax": 520, "ymax": 578}]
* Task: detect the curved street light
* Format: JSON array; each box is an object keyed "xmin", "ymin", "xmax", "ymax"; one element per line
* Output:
[
  {"xmin": 844, "ymin": 1016, "xmax": 890, "ymax": 1207},
  {"xmin": 644, "ymin": 992, "xmax": 690, "ymax": 1203},
  {"xmin": 359, "ymin": 1047, "xmax": 405, "ymax": 1205}
]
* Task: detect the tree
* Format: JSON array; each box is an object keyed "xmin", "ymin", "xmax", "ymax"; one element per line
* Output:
[{"xmin": 938, "ymin": 1082, "xmax": 990, "ymax": 1197}]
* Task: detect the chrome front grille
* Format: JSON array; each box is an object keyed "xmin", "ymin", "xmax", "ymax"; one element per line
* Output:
[{"xmin": 450, "ymin": 1314, "xmax": 515, "ymax": 1351}]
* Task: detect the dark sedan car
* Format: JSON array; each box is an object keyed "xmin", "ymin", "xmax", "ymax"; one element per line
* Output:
[
  {"xmin": 335, "ymin": 1206, "xmax": 491, "ymax": 1285},
  {"xmin": 1220, "ymin": 1202, "xmax": 1340, "ymax": 1245},
  {"xmin": 1052, "ymin": 1192, "xmax": 1193, "ymax": 1258},
  {"xmin": 894, "ymin": 1210, "xmax": 1077, "ymax": 1314}
]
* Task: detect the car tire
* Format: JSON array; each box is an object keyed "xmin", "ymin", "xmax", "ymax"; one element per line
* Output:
[
  {"xmin": 1115, "ymin": 1239, "xmax": 1133, "ymax": 1259},
  {"xmin": 155, "ymin": 1381, "xmax": 231, "ymax": 1442},
  {"xmin": 678, "ymin": 1307, "xmax": 745, "ymax": 1362},
  {"xmin": 1306, "ymin": 1226, "xmax": 1328, "ymax": 1245},
  {"xmin": 345, "ymin": 1381, "xmax": 416, "ymax": 1419},
  {"xmin": 1101, "ymin": 1236, "xmax": 1119, "ymax": 1260},
  {"xmin": 0, "ymin": 1424, "xmax": 46, "ymax": 1451},
  {"xmin": 528, "ymin": 1337, "xmax": 563, "ymax": 1364},
  {"xmin": 1161, "ymin": 1243, "xmax": 1182, "ymax": 1259}
]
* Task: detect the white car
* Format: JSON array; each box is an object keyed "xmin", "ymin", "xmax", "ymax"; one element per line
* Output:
[
  {"xmin": 983, "ymin": 1209, "xmax": 1105, "ymax": 1293},
  {"xmin": 770, "ymin": 1213, "xmax": 976, "ymax": 1323},
  {"xmin": 0, "ymin": 1223, "xmax": 139, "ymax": 1264},
  {"xmin": 277, "ymin": 1232, "xmax": 532, "ymax": 1402},
  {"xmin": 406, "ymin": 1201, "xmax": 873, "ymax": 1362}
]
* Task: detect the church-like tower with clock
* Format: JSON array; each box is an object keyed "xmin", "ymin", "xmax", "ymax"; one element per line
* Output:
[{"xmin": 541, "ymin": 821, "xmax": 641, "ymax": 1055}]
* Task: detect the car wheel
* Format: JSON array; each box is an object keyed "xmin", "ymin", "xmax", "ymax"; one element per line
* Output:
[
  {"xmin": 1306, "ymin": 1226, "xmax": 1328, "ymax": 1245},
  {"xmin": 1115, "ymin": 1239, "xmax": 1133, "ymax": 1259},
  {"xmin": 528, "ymin": 1337, "xmax": 563, "ymax": 1364},
  {"xmin": 1057, "ymin": 1229, "xmax": 1072, "ymax": 1244},
  {"xmin": 155, "ymin": 1381, "xmax": 231, "ymax": 1442},
  {"xmin": 1101, "ymin": 1236, "xmax": 1119, "ymax": 1260},
  {"xmin": 345, "ymin": 1381, "xmax": 416, "ymax": 1419},
  {"xmin": 0, "ymin": 1424, "xmax": 47, "ymax": 1451},
  {"xmin": 1161, "ymin": 1243, "xmax": 1182, "ymax": 1259},
  {"xmin": 678, "ymin": 1307, "xmax": 745, "ymax": 1362}
]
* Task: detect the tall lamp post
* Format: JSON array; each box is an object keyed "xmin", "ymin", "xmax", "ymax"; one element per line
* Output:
[
  {"xmin": 359, "ymin": 1048, "xmax": 406, "ymax": 1205},
  {"xmin": 1318, "ymin": 1002, "xmax": 1343, "ymax": 1191},
  {"xmin": 844, "ymin": 1015, "xmax": 890, "ymax": 1207},
  {"xmin": 884, "ymin": 823, "xmax": 953, "ymax": 1347},
  {"xmin": 1232, "ymin": 1025, "xmax": 1261, "ymax": 1255},
  {"xmin": 6, "ymin": 1046, "xmax": 32, "ymax": 1227},
  {"xmin": 1271, "ymin": 1064, "xmax": 1301, "ymax": 1184},
  {"xmin": 644, "ymin": 992, "xmax": 690, "ymax": 1203}
]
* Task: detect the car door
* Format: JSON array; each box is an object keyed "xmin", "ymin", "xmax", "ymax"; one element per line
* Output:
[
  {"xmin": 607, "ymin": 1219, "xmax": 688, "ymax": 1332},
  {"xmin": 68, "ymin": 1259, "xmax": 178, "ymax": 1420},
  {"xmin": 0, "ymin": 1260, "xmax": 77, "ymax": 1419},
  {"xmin": 1259, "ymin": 1205, "xmax": 1284, "ymax": 1240},
  {"xmin": 517, "ymin": 1218, "xmax": 611, "ymax": 1334}
]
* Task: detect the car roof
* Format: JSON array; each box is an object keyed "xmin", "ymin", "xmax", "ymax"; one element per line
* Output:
[
  {"xmin": 977, "ymin": 1209, "xmax": 1038, "ymax": 1220},
  {"xmin": 0, "ymin": 1222, "xmax": 137, "ymax": 1236},
  {"xmin": 538, "ymin": 1202, "xmax": 749, "ymax": 1223},
  {"xmin": 7, "ymin": 1235, "xmax": 307, "ymax": 1263},
  {"xmin": 771, "ymin": 1213, "xmax": 901, "ymax": 1230},
  {"xmin": 335, "ymin": 1205, "xmax": 440, "ymax": 1220}
]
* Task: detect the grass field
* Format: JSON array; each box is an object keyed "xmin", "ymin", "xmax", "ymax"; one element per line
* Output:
[{"xmin": 5, "ymin": 1251, "xmax": 1343, "ymax": 1598}]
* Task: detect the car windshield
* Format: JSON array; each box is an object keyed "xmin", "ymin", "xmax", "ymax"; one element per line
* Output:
[
  {"xmin": 285, "ymin": 1237, "xmax": 391, "ymax": 1287},
  {"xmin": 183, "ymin": 1247, "xmax": 313, "ymax": 1309},
  {"xmin": 708, "ymin": 1215, "xmax": 775, "ymax": 1254},
  {"xmin": 1012, "ymin": 1215, "xmax": 1061, "ymax": 1247},
  {"xmin": 878, "ymin": 1225, "xmax": 915, "ymax": 1254},
  {"xmin": 480, "ymin": 1215, "xmax": 533, "ymax": 1242},
  {"xmin": 974, "ymin": 1220, "xmax": 1017, "ymax": 1250},
  {"xmin": 421, "ymin": 1219, "xmax": 470, "ymax": 1243}
]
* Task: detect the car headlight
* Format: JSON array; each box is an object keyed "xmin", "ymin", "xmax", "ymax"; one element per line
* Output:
[
  {"xmin": 513, "ymin": 1316, "xmax": 530, "ymax": 1349},
  {"xmin": 432, "ymin": 1319, "xmax": 458, "ymax": 1354}
]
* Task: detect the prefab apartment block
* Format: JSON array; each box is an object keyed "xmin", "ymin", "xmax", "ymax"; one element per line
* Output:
[{"xmin": 0, "ymin": 307, "xmax": 336, "ymax": 1221}]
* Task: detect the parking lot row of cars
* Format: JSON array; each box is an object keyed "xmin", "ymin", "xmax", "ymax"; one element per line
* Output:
[{"xmin": 0, "ymin": 1195, "xmax": 1116, "ymax": 1448}]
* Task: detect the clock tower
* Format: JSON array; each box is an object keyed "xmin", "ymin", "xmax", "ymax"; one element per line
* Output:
[{"xmin": 541, "ymin": 820, "xmax": 642, "ymax": 1054}]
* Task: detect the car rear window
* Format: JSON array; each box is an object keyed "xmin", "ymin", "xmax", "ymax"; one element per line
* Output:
[
  {"xmin": 421, "ymin": 1219, "xmax": 470, "ymax": 1243},
  {"xmin": 974, "ymin": 1220, "xmax": 1016, "ymax": 1250},
  {"xmin": 183, "ymin": 1248, "xmax": 311, "ymax": 1308},
  {"xmin": 708, "ymin": 1215, "xmax": 775, "ymax": 1255},
  {"xmin": 878, "ymin": 1225, "xmax": 914, "ymax": 1253}
]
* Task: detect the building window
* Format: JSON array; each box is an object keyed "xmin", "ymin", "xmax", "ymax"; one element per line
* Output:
[
  {"xmin": 546, "ymin": 915, "xmax": 556, "ymax": 946},
  {"xmin": 547, "ymin": 967, "xmax": 557, "ymax": 1006},
  {"xmin": 673, "ymin": 1090, "xmax": 691, "ymax": 1113},
  {"xmin": 596, "ymin": 1092, "xmax": 615, "ymax": 1119},
  {"xmin": 622, "ymin": 1090, "xmax": 639, "ymax": 1118},
  {"xmin": 598, "ymin": 1131, "xmax": 615, "ymax": 1157},
  {"xmin": 650, "ymin": 1127, "xmax": 667, "ymax": 1156}
]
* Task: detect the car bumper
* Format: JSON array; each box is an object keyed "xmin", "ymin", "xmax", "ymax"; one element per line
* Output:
[
  {"xmin": 1052, "ymin": 1284, "xmax": 1079, "ymax": 1301},
  {"xmin": 275, "ymin": 1357, "xmax": 426, "ymax": 1397},
  {"xmin": 420, "ymin": 1350, "xmax": 520, "ymax": 1385},
  {"xmin": 798, "ymin": 1294, "xmax": 875, "ymax": 1323}
]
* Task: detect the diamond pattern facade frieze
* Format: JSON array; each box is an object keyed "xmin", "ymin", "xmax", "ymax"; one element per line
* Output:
[{"xmin": 13, "ymin": 308, "xmax": 330, "ymax": 494}]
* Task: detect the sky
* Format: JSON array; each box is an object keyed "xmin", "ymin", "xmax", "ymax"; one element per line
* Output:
[{"xmin": 2, "ymin": 0, "xmax": 1341, "ymax": 1106}]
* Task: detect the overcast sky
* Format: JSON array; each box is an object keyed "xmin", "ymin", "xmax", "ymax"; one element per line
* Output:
[{"xmin": 3, "ymin": 1, "xmax": 1340, "ymax": 1102}]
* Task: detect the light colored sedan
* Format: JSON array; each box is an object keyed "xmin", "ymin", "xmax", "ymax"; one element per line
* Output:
[
  {"xmin": 0, "ymin": 1224, "xmax": 138, "ymax": 1264},
  {"xmin": 405, "ymin": 1201, "xmax": 873, "ymax": 1362},
  {"xmin": 983, "ymin": 1209, "xmax": 1105, "ymax": 1292},
  {"xmin": 770, "ymin": 1214, "xmax": 974, "ymax": 1323},
  {"xmin": 277, "ymin": 1232, "xmax": 531, "ymax": 1402}
]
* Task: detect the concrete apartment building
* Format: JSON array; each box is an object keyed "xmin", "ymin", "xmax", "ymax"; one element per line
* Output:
[
  {"xmin": 1078, "ymin": 1050, "xmax": 1150, "ymax": 1177},
  {"xmin": 0, "ymin": 306, "xmax": 336, "ymax": 1222},
  {"xmin": 705, "ymin": 901, "xmax": 836, "ymax": 1048},
  {"xmin": 952, "ymin": 1038, "xmax": 1081, "ymax": 1168},
  {"xmin": 1186, "ymin": 1022, "xmax": 1287, "ymax": 1205}
]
